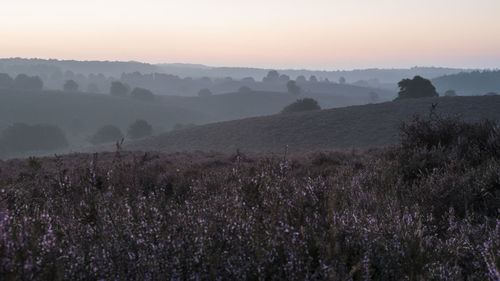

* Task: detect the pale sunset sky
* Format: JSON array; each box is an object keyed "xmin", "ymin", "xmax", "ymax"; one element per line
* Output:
[{"xmin": 1, "ymin": 0, "xmax": 499, "ymax": 69}]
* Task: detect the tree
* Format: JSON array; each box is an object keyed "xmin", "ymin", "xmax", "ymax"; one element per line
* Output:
[
  {"xmin": 395, "ymin": 76, "xmax": 438, "ymax": 100},
  {"xmin": 286, "ymin": 80, "xmax": 301, "ymax": 96},
  {"xmin": 198, "ymin": 88, "xmax": 213, "ymax": 97},
  {"xmin": 309, "ymin": 75, "xmax": 318, "ymax": 83},
  {"xmin": 89, "ymin": 125, "xmax": 123, "ymax": 144},
  {"xmin": 13, "ymin": 74, "xmax": 43, "ymax": 91},
  {"xmin": 127, "ymin": 119, "xmax": 153, "ymax": 139},
  {"xmin": 63, "ymin": 79, "xmax": 79, "ymax": 92},
  {"xmin": 338, "ymin": 77, "xmax": 346, "ymax": 84},
  {"xmin": 281, "ymin": 98, "xmax": 321, "ymax": 113},
  {"xmin": 444, "ymin": 89, "xmax": 457, "ymax": 97},
  {"xmin": 296, "ymin": 75, "xmax": 307, "ymax": 83},
  {"xmin": 1, "ymin": 123, "xmax": 68, "ymax": 153},
  {"xmin": 263, "ymin": 70, "xmax": 280, "ymax": 83},
  {"xmin": 238, "ymin": 86, "xmax": 252, "ymax": 94},
  {"xmin": 131, "ymin": 87, "xmax": 155, "ymax": 101},
  {"xmin": 0, "ymin": 73, "xmax": 13, "ymax": 89},
  {"xmin": 279, "ymin": 74, "xmax": 290, "ymax": 82},
  {"xmin": 110, "ymin": 81, "xmax": 129, "ymax": 96},
  {"xmin": 368, "ymin": 91, "xmax": 379, "ymax": 103}
]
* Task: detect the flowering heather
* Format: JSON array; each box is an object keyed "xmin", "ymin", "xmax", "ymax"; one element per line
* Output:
[{"xmin": 0, "ymin": 114, "xmax": 499, "ymax": 280}]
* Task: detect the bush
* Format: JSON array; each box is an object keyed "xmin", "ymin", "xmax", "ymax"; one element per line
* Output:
[
  {"xmin": 238, "ymin": 86, "xmax": 252, "ymax": 94},
  {"xmin": 89, "ymin": 125, "xmax": 124, "ymax": 144},
  {"xmin": 286, "ymin": 80, "xmax": 301, "ymax": 96},
  {"xmin": 12, "ymin": 74, "xmax": 43, "ymax": 91},
  {"xmin": 127, "ymin": 119, "xmax": 153, "ymax": 139},
  {"xmin": 281, "ymin": 98, "xmax": 321, "ymax": 113},
  {"xmin": 63, "ymin": 79, "xmax": 79, "ymax": 92},
  {"xmin": 110, "ymin": 81, "xmax": 129, "ymax": 96},
  {"xmin": 0, "ymin": 123, "xmax": 68, "ymax": 153},
  {"xmin": 131, "ymin": 87, "xmax": 155, "ymax": 101},
  {"xmin": 397, "ymin": 106, "xmax": 500, "ymax": 217},
  {"xmin": 0, "ymin": 73, "xmax": 13, "ymax": 89},
  {"xmin": 443, "ymin": 89, "xmax": 457, "ymax": 97},
  {"xmin": 198, "ymin": 88, "xmax": 213, "ymax": 97}
]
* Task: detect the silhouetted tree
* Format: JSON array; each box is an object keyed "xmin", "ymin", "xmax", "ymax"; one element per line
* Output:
[
  {"xmin": 339, "ymin": 77, "xmax": 346, "ymax": 84},
  {"xmin": 444, "ymin": 89, "xmax": 457, "ymax": 97},
  {"xmin": 0, "ymin": 73, "xmax": 13, "ymax": 89},
  {"xmin": 110, "ymin": 81, "xmax": 129, "ymax": 96},
  {"xmin": 241, "ymin": 77, "xmax": 255, "ymax": 83},
  {"xmin": 296, "ymin": 75, "xmax": 307, "ymax": 83},
  {"xmin": 309, "ymin": 75, "xmax": 318, "ymax": 83},
  {"xmin": 1, "ymin": 123, "xmax": 67, "ymax": 153},
  {"xmin": 131, "ymin": 87, "xmax": 155, "ymax": 101},
  {"xmin": 279, "ymin": 74, "xmax": 290, "ymax": 82},
  {"xmin": 89, "ymin": 125, "xmax": 123, "ymax": 144},
  {"xmin": 286, "ymin": 80, "xmax": 301, "ymax": 96},
  {"xmin": 263, "ymin": 70, "xmax": 280, "ymax": 83},
  {"xmin": 368, "ymin": 91, "xmax": 379, "ymax": 103},
  {"xmin": 395, "ymin": 76, "xmax": 438, "ymax": 100},
  {"xmin": 127, "ymin": 119, "xmax": 153, "ymax": 139},
  {"xmin": 198, "ymin": 88, "xmax": 213, "ymax": 97},
  {"xmin": 13, "ymin": 74, "xmax": 43, "ymax": 91},
  {"xmin": 281, "ymin": 98, "xmax": 321, "ymax": 113},
  {"xmin": 63, "ymin": 79, "xmax": 79, "ymax": 92},
  {"xmin": 238, "ymin": 86, "xmax": 252, "ymax": 94}
]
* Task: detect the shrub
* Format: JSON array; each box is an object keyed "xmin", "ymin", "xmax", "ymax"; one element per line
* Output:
[
  {"xmin": 12, "ymin": 74, "xmax": 43, "ymax": 91},
  {"xmin": 63, "ymin": 79, "xmax": 79, "ymax": 92},
  {"xmin": 397, "ymin": 106, "xmax": 500, "ymax": 217},
  {"xmin": 198, "ymin": 88, "xmax": 213, "ymax": 97},
  {"xmin": 444, "ymin": 89, "xmax": 457, "ymax": 97},
  {"xmin": 0, "ymin": 73, "xmax": 13, "ymax": 89},
  {"xmin": 281, "ymin": 98, "xmax": 321, "ymax": 113},
  {"xmin": 0, "ymin": 123, "xmax": 68, "ymax": 153},
  {"xmin": 89, "ymin": 125, "xmax": 124, "ymax": 144},
  {"xmin": 130, "ymin": 87, "xmax": 155, "ymax": 101},
  {"xmin": 238, "ymin": 86, "xmax": 252, "ymax": 94},
  {"xmin": 127, "ymin": 119, "xmax": 153, "ymax": 139},
  {"xmin": 110, "ymin": 81, "xmax": 129, "ymax": 96},
  {"xmin": 286, "ymin": 80, "xmax": 301, "ymax": 96}
]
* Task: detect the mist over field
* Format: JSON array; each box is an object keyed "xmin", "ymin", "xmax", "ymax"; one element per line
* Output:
[{"xmin": 1, "ymin": 0, "xmax": 500, "ymax": 280}]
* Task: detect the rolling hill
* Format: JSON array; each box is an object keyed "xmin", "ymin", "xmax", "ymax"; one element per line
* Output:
[{"xmin": 124, "ymin": 95, "xmax": 500, "ymax": 153}]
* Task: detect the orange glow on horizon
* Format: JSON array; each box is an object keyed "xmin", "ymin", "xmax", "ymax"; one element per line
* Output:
[{"xmin": 1, "ymin": 0, "xmax": 499, "ymax": 69}]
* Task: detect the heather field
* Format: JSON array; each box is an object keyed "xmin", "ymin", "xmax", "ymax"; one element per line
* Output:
[{"xmin": 1, "ymin": 112, "xmax": 499, "ymax": 280}]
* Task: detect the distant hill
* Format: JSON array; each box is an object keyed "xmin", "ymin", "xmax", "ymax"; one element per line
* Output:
[
  {"xmin": 432, "ymin": 70, "xmax": 500, "ymax": 95},
  {"xmin": 158, "ymin": 64, "xmax": 469, "ymax": 84},
  {"xmin": 161, "ymin": 88, "xmax": 394, "ymax": 122},
  {"xmin": 125, "ymin": 96, "xmax": 500, "ymax": 153},
  {"xmin": 0, "ymin": 88, "xmax": 207, "ymax": 153},
  {"xmin": 0, "ymin": 58, "xmax": 159, "ymax": 77}
]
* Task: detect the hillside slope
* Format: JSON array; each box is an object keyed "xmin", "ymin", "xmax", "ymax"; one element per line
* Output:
[{"xmin": 126, "ymin": 96, "xmax": 500, "ymax": 152}]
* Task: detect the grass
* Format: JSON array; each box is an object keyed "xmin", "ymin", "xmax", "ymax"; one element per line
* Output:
[{"xmin": 0, "ymin": 111, "xmax": 499, "ymax": 280}]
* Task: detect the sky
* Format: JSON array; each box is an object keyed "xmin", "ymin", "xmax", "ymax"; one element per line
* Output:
[{"xmin": 1, "ymin": 0, "xmax": 500, "ymax": 70}]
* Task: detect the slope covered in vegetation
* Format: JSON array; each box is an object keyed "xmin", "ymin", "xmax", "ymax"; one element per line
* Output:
[
  {"xmin": 0, "ymin": 112, "xmax": 499, "ymax": 280},
  {"xmin": 127, "ymin": 95, "xmax": 500, "ymax": 152}
]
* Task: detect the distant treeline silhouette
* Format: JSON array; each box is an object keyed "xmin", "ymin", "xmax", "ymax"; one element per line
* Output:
[
  {"xmin": 0, "ymin": 73, "xmax": 43, "ymax": 91},
  {"xmin": 432, "ymin": 70, "xmax": 500, "ymax": 95}
]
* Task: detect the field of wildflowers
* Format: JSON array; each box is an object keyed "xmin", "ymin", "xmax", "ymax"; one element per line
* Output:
[{"xmin": 0, "ymin": 111, "xmax": 499, "ymax": 280}]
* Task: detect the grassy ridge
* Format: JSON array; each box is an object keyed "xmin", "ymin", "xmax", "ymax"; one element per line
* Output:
[{"xmin": 127, "ymin": 95, "xmax": 500, "ymax": 152}]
